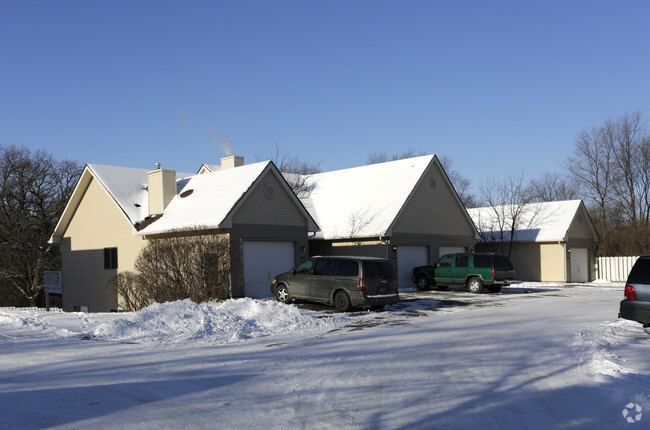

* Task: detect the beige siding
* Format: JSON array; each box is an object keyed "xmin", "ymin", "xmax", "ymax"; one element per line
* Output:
[
  {"xmin": 147, "ymin": 169, "xmax": 176, "ymax": 215},
  {"xmin": 392, "ymin": 163, "xmax": 474, "ymax": 236},
  {"xmin": 233, "ymin": 172, "xmax": 306, "ymax": 226},
  {"xmin": 540, "ymin": 243, "xmax": 567, "ymax": 282},
  {"xmin": 61, "ymin": 177, "xmax": 147, "ymax": 312},
  {"xmin": 567, "ymin": 207, "xmax": 595, "ymax": 240}
]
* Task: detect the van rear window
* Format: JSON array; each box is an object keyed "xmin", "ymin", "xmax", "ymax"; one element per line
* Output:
[
  {"xmin": 627, "ymin": 258, "xmax": 650, "ymax": 284},
  {"xmin": 363, "ymin": 260, "xmax": 395, "ymax": 278}
]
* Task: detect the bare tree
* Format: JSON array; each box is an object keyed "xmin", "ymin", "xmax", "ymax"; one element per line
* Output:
[
  {"xmin": 0, "ymin": 145, "xmax": 82, "ymax": 306},
  {"xmin": 567, "ymin": 111, "xmax": 650, "ymax": 255},
  {"xmin": 256, "ymin": 146, "xmax": 321, "ymax": 198},
  {"xmin": 529, "ymin": 172, "xmax": 581, "ymax": 202},
  {"xmin": 476, "ymin": 171, "xmax": 534, "ymax": 257},
  {"xmin": 366, "ymin": 148, "xmax": 425, "ymax": 165}
]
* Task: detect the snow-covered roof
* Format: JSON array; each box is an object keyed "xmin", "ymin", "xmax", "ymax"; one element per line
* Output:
[
  {"xmin": 301, "ymin": 155, "xmax": 436, "ymax": 240},
  {"xmin": 467, "ymin": 200, "xmax": 594, "ymax": 243},
  {"xmin": 88, "ymin": 164, "xmax": 193, "ymax": 225},
  {"xmin": 138, "ymin": 161, "xmax": 268, "ymax": 234},
  {"xmin": 137, "ymin": 161, "xmax": 318, "ymax": 235}
]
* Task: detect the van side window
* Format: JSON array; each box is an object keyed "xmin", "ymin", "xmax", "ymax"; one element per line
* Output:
[
  {"xmin": 295, "ymin": 259, "xmax": 313, "ymax": 274},
  {"xmin": 336, "ymin": 259, "xmax": 359, "ymax": 277},
  {"xmin": 455, "ymin": 255, "xmax": 469, "ymax": 268},
  {"xmin": 438, "ymin": 255, "xmax": 453, "ymax": 267},
  {"xmin": 313, "ymin": 259, "xmax": 337, "ymax": 276}
]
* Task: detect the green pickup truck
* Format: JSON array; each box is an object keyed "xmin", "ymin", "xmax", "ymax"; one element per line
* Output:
[{"xmin": 411, "ymin": 253, "xmax": 515, "ymax": 293}]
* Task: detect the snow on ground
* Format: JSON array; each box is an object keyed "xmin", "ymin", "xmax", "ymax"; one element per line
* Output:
[{"xmin": 1, "ymin": 282, "xmax": 649, "ymax": 429}]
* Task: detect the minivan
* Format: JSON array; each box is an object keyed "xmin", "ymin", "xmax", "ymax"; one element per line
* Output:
[
  {"xmin": 270, "ymin": 256, "xmax": 399, "ymax": 311},
  {"xmin": 619, "ymin": 255, "xmax": 650, "ymax": 327}
]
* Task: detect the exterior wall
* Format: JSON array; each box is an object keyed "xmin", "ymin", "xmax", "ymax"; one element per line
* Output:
[
  {"xmin": 233, "ymin": 172, "xmax": 306, "ymax": 226},
  {"xmin": 147, "ymin": 169, "xmax": 176, "ymax": 215},
  {"xmin": 392, "ymin": 163, "xmax": 475, "ymax": 238},
  {"xmin": 61, "ymin": 177, "xmax": 148, "ymax": 312},
  {"xmin": 507, "ymin": 242, "xmax": 542, "ymax": 281},
  {"xmin": 229, "ymin": 224, "xmax": 309, "ymax": 298},
  {"xmin": 567, "ymin": 206, "xmax": 595, "ymax": 239},
  {"xmin": 540, "ymin": 243, "xmax": 567, "ymax": 282}
]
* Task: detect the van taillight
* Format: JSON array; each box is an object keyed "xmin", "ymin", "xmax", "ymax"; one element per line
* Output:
[
  {"xmin": 358, "ymin": 278, "xmax": 366, "ymax": 291},
  {"xmin": 624, "ymin": 285, "xmax": 637, "ymax": 301},
  {"xmin": 492, "ymin": 267, "xmax": 496, "ymax": 277}
]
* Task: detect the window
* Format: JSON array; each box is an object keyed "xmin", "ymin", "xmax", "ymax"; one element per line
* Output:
[
  {"xmin": 474, "ymin": 255, "xmax": 492, "ymax": 268},
  {"xmin": 313, "ymin": 259, "xmax": 336, "ymax": 276},
  {"xmin": 455, "ymin": 255, "xmax": 469, "ymax": 268},
  {"xmin": 294, "ymin": 259, "xmax": 313, "ymax": 274},
  {"xmin": 336, "ymin": 259, "xmax": 359, "ymax": 277},
  {"xmin": 104, "ymin": 247, "xmax": 118, "ymax": 269},
  {"xmin": 438, "ymin": 255, "xmax": 453, "ymax": 268}
]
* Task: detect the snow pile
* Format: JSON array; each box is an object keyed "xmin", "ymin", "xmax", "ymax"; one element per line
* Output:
[{"xmin": 90, "ymin": 298, "xmax": 349, "ymax": 344}]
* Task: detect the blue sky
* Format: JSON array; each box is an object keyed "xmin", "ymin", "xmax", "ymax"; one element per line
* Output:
[{"xmin": 1, "ymin": 1, "xmax": 649, "ymax": 193}]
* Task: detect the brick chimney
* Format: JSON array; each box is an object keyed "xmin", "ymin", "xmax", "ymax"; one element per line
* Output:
[
  {"xmin": 147, "ymin": 164, "xmax": 176, "ymax": 216},
  {"xmin": 221, "ymin": 155, "xmax": 244, "ymax": 170}
]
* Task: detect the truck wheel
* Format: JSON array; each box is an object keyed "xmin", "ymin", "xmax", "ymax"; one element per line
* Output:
[
  {"xmin": 487, "ymin": 285, "xmax": 502, "ymax": 293},
  {"xmin": 467, "ymin": 277, "xmax": 484, "ymax": 294},
  {"xmin": 415, "ymin": 275, "xmax": 430, "ymax": 290}
]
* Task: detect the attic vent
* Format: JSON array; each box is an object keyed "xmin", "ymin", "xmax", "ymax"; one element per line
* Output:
[
  {"xmin": 180, "ymin": 189, "xmax": 194, "ymax": 198},
  {"xmin": 134, "ymin": 203, "xmax": 141, "ymax": 207},
  {"xmin": 264, "ymin": 183, "xmax": 276, "ymax": 199},
  {"xmin": 429, "ymin": 178, "xmax": 437, "ymax": 189}
]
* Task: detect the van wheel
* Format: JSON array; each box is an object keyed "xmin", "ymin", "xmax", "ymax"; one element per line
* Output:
[
  {"xmin": 275, "ymin": 285, "xmax": 291, "ymax": 303},
  {"xmin": 334, "ymin": 291, "xmax": 352, "ymax": 312},
  {"xmin": 488, "ymin": 286, "xmax": 502, "ymax": 293},
  {"xmin": 467, "ymin": 277, "xmax": 484, "ymax": 294},
  {"xmin": 415, "ymin": 275, "xmax": 430, "ymax": 290}
]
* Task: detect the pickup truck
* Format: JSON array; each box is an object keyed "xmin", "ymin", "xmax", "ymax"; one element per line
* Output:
[{"xmin": 412, "ymin": 253, "xmax": 515, "ymax": 293}]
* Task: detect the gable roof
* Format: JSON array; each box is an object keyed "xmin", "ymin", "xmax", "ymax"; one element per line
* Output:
[
  {"xmin": 300, "ymin": 154, "xmax": 477, "ymax": 240},
  {"xmin": 467, "ymin": 200, "xmax": 599, "ymax": 243},
  {"xmin": 49, "ymin": 164, "xmax": 194, "ymax": 243},
  {"xmin": 138, "ymin": 161, "xmax": 318, "ymax": 235},
  {"xmin": 50, "ymin": 161, "xmax": 318, "ymax": 243}
]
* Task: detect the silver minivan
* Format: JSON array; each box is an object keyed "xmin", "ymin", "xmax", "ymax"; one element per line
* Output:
[{"xmin": 270, "ymin": 256, "xmax": 399, "ymax": 311}]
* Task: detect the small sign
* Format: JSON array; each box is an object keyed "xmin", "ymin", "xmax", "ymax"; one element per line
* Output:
[{"xmin": 44, "ymin": 271, "xmax": 62, "ymax": 294}]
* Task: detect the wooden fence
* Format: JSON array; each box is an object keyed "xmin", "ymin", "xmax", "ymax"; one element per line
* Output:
[{"xmin": 596, "ymin": 256, "xmax": 639, "ymax": 282}]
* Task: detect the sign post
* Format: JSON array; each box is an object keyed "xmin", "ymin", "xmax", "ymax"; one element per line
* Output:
[{"xmin": 44, "ymin": 271, "xmax": 62, "ymax": 311}]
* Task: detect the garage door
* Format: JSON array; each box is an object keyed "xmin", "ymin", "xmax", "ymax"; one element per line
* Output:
[
  {"xmin": 439, "ymin": 246, "xmax": 465, "ymax": 259},
  {"xmin": 570, "ymin": 248, "xmax": 589, "ymax": 283},
  {"xmin": 243, "ymin": 241, "xmax": 295, "ymax": 298},
  {"xmin": 397, "ymin": 246, "xmax": 428, "ymax": 290}
]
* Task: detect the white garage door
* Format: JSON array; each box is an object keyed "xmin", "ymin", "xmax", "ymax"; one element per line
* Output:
[
  {"xmin": 243, "ymin": 241, "xmax": 295, "ymax": 298},
  {"xmin": 570, "ymin": 248, "xmax": 589, "ymax": 283},
  {"xmin": 397, "ymin": 246, "xmax": 428, "ymax": 290}
]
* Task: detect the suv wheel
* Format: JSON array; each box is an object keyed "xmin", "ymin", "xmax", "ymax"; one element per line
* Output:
[
  {"xmin": 275, "ymin": 285, "xmax": 291, "ymax": 303},
  {"xmin": 334, "ymin": 291, "xmax": 352, "ymax": 312},
  {"xmin": 415, "ymin": 275, "xmax": 430, "ymax": 291},
  {"xmin": 467, "ymin": 277, "xmax": 484, "ymax": 294}
]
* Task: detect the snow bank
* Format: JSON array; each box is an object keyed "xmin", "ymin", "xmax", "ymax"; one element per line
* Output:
[
  {"xmin": 92, "ymin": 298, "xmax": 349, "ymax": 344},
  {"xmin": 0, "ymin": 299, "xmax": 352, "ymax": 344}
]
